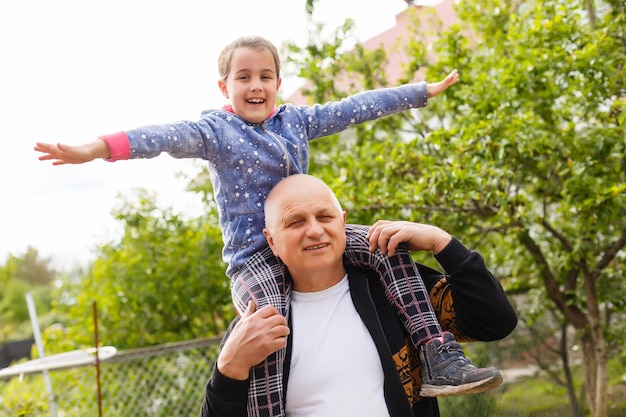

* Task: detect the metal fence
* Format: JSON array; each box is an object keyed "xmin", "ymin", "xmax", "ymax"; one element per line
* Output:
[
  {"xmin": 0, "ymin": 337, "xmax": 222, "ymax": 417},
  {"xmin": 0, "ymin": 335, "xmax": 533, "ymax": 417},
  {"xmin": 1, "ymin": 334, "xmax": 621, "ymax": 417}
]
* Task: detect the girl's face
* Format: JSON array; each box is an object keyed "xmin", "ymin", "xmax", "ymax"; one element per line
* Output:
[{"xmin": 218, "ymin": 47, "xmax": 281, "ymax": 124}]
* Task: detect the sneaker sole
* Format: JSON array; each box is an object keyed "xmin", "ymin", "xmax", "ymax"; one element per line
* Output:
[{"xmin": 419, "ymin": 373, "xmax": 504, "ymax": 397}]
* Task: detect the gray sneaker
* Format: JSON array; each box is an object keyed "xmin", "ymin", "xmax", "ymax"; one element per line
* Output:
[{"xmin": 419, "ymin": 332, "xmax": 503, "ymax": 397}]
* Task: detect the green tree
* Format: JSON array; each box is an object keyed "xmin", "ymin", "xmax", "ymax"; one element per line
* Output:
[
  {"xmin": 291, "ymin": 1, "xmax": 625, "ymax": 416},
  {"xmin": 0, "ymin": 248, "xmax": 56, "ymax": 342},
  {"xmin": 54, "ymin": 189, "xmax": 235, "ymax": 350}
]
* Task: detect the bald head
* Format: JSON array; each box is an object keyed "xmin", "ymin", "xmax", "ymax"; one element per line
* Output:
[{"xmin": 264, "ymin": 174, "xmax": 343, "ymax": 232}]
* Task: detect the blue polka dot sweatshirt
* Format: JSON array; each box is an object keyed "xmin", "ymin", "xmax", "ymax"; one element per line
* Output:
[{"xmin": 101, "ymin": 83, "xmax": 428, "ymax": 277}]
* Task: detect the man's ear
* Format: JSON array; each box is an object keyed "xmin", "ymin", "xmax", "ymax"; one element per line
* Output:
[
  {"xmin": 218, "ymin": 80, "xmax": 229, "ymax": 99},
  {"xmin": 342, "ymin": 211, "xmax": 347, "ymax": 224},
  {"xmin": 263, "ymin": 228, "xmax": 277, "ymax": 255}
]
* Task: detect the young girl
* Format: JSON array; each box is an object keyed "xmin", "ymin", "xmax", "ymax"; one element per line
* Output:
[{"xmin": 36, "ymin": 36, "xmax": 500, "ymax": 417}]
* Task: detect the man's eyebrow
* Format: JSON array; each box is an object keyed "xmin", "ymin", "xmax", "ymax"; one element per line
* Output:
[{"xmin": 279, "ymin": 212, "xmax": 296, "ymax": 224}]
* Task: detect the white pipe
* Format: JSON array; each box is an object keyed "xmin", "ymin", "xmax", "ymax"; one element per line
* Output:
[{"xmin": 26, "ymin": 292, "xmax": 58, "ymax": 417}]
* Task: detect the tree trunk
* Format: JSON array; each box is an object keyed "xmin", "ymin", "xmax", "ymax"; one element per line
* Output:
[
  {"xmin": 561, "ymin": 325, "xmax": 582, "ymax": 417},
  {"xmin": 580, "ymin": 330, "xmax": 609, "ymax": 417}
]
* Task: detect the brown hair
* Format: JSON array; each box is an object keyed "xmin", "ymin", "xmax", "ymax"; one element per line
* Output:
[{"xmin": 217, "ymin": 36, "xmax": 281, "ymax": 82}]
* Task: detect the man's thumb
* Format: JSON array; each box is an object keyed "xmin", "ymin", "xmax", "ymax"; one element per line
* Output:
[{"xmin": 243, "ymin": 300, "xmax": 257, "ymax": 317}]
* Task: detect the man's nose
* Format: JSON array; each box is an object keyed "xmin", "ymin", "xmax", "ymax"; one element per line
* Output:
[{"xmin": 305, "ymin": 220, "xmax": 324, "ymax": 237}]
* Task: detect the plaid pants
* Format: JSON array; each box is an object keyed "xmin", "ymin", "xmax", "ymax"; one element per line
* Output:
[{"xmin": 231, "ymin": 224, "xmax": 442, "ymax": 417}]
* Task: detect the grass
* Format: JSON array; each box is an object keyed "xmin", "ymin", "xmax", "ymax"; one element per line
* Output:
[{"xmin": 492, "ymin": 357, "xmax": 626, "ymax": 417}]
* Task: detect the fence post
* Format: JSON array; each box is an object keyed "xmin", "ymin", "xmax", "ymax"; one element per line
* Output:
[{"xmin": 26, "ymin": 292, "xmax": 59, "ymax": 417}]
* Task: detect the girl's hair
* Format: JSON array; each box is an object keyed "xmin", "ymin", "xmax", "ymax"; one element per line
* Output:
[{"xmin": 217, "ymin": 36, "xmax": 281, "ymax": 82}]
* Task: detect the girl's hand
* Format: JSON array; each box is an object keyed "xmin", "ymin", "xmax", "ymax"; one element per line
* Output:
[
  {"xmin": 35, "ymin": 140, "xmax": 111, "ymax": 165},
  {"xmin": 366, "ymin": 220, "xmax": 452, "ymax": 256},
  {"xmin": 426, "ymin": 69, "xmax": 458, "ymax": 98}
]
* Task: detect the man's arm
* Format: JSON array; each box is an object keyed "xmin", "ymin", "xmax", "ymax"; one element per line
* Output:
[
  {"xmin": 367, "ymin": 220, "xmax": 517, "ymax": 341},
  {"xmin": 201, "ymin": 362, "xmax": 250, "ymax": 417},
  {"xmin": 201, "ymin": 302, "xmax": 289, "ymax": 417},
  {"xmin": 432, "ymin": 238, "xmax": 517, "ymax": 341}
]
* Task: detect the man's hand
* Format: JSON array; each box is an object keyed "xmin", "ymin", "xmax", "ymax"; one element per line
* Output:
[
  {"xmin": 217, "ymin": 302, "xmax": 289, "ymax": 380},
  {"xmin": 34, "ymin": 140, "xmax": 111, "ymax": 165},
  {"xmin": 426, "ymin": 69, "xmax": 458, "ymax": 99},
  {"xmin": 366, "ymin": 220, "xmax": 452, "ymax": 256}
]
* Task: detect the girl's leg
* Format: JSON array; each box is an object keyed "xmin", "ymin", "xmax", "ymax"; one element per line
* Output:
[
  {"xmin": 232, "ymin": 246, "xmax": 289, "ymax": 316},
  {"xmin": 232, "ymin": 246, "xmax": 289, "ymax": 417},
  {"xmin": 343, "ymin": 224, "xmax": 502, "ymax": 397},
  {"xmin": 343, "ymin": 224, "xmax": 442, "ymax": 346}
]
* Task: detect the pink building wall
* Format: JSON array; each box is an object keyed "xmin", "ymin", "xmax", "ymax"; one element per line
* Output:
[{"xmin": 287, "ymin": 0, "xmax": 457, "ymax": 105}]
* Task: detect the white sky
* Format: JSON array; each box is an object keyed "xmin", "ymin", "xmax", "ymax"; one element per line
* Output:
[{"xmin": 0, "ymin": 0, "xmax": 414, "ymax": 270}]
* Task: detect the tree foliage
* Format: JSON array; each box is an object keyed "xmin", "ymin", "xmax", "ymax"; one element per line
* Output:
[
  {"xmin": 53, "ymin": 189, "xmax": 235, "ymax": 350},
  {"xmin": 292, "ymin": 0, "xmax": 625, "ymax": 415},
  {"xmin": 0, "ymin": 248, "xmax": 56, "ymax": 342}
]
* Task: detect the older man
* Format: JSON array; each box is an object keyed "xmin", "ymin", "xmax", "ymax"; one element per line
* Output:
[{"xmin": 201, "ymin": 174, "xmax": 517, "ymax": 417}]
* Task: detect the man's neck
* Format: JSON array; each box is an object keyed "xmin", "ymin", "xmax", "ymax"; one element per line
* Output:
[{"xmin": 290, "ymin": 266, "xmax": 347, "ymax": 293}]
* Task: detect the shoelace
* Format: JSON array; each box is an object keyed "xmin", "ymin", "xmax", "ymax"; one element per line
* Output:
[{"xmin": 436, "ymin": 341, "xmax": 464, "ymax": 356}]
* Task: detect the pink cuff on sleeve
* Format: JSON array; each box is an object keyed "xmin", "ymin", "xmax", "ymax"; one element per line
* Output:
[{"xmin": 99, "ymin": 131, "xmax": 131, "ymax": 162}]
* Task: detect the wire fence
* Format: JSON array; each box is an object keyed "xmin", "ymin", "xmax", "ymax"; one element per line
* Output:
[
  {"xmin": 0, "ymin": 334, "xmax": 623, "ymax": 417},
  {"xmin": 0, "ymin": 337, "xmax": 221, "ymax": 417}
]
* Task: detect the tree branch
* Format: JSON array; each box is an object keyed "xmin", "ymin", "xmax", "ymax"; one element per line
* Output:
[
  {"xmin": 541, "ymin": 218, "xmax": 580, "ymax": 294},
  {"xmin": 519, "ymin": 228, "xmax": 588, "ymax": 329},
  {"xmin": 591, "ymin": 222, "xmax": 626, "ymax": 283}
]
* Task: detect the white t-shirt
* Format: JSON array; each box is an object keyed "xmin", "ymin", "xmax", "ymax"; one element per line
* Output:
[{"xmin": 285, "ymin": 275, "xmax": 390, "ymax": 417}]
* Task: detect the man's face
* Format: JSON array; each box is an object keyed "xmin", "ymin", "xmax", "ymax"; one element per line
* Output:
[
  {"xmin": 264, "ymin": 178, "xmax": 347, "ymax": 291},
  {"xmin": 218, "ymin": 46, "xmax": 281, "ymax": 124}
]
